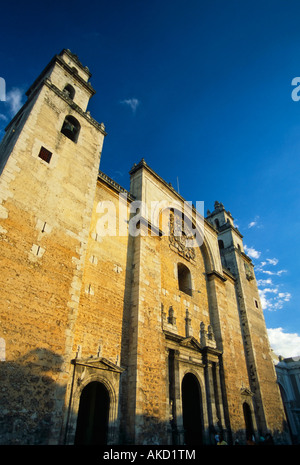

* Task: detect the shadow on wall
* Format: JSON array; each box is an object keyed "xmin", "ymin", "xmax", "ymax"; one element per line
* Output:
[
  {"xmin": 0, "ymin": 348, "xmax": 66, "ymax": 445},
  {"xmin": 0, "ymin": 347, "xmax": 292, "ymax": 445}
]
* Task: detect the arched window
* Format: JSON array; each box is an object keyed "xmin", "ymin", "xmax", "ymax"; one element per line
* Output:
[
  {"xmin": 215, "ymin": 218, "xmax": 220, "ymax": 229},
  {"xmin": 178, "ymin": 263, "xmax": 192, "ymax": 296},
  {"xmin": 61, "ymin": 115, "xmax": 80, "ymax": 142},
  {"xmin": 63, "ymin": 84, "xmax": 75, "ymax": 100}
]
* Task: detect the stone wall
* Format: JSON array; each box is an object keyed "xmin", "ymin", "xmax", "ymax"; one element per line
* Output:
[{"xmin": 0, "ymin": 52, "xmax": 105, "ymax": 444}]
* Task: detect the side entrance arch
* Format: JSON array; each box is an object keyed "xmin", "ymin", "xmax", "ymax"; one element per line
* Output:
[
  {"xmin": 181, "ymin": 373, "xmax": 203, "ymax": 445},
  {"xmin": 243, "ymin": 401, "xmax": 254, "ymax": 441},
  {"xmin": 75, "ymin": 381, "xmax": 110, "ymax": 445}
]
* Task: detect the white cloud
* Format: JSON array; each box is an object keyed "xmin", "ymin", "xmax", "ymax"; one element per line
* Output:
[
  {"xmin": 258, "ymin": 287, "xmax": 278, "ymax": 311},
  {"xmin": 267, "ymin": 327, "xmax": 300, "ymax": 358},
  {"xmin": 257, "ymin": 253, "xmax": 291, "ymax": 311},
  {"xmin": 244, "ymin": 244, "xmax": 261, "ymax": 259},
  {"xmin": 257, "ymin": 278, "xmax": 273, "ymax": 286},
  {"xmin": 260, "ymin": 269, "xmax": 287, "ymax": 276},
  {"xmin": 278, "ymin": 292, "xmax": 292, "ymax": 301},
  {"xmin": 258, "ymin": 286, "xmax": 291, "ymax": 311},
  {"xmin": 6, "ymin": 88, "xmax": 24, "ymax": 116},
  {"xmin": 0, "ymin": 88, "xmax": 24, "ymax": 137},
  {"xmin": 266, "ymin": 258, "xmax": 279, "ymax": 266},
  {"xmin": 120, "ymin": 98, "xmax": 140, "ymax": 113},
  {"xmin": 258, "ymin": 258, "xmax": 278, "ymax": 268}
]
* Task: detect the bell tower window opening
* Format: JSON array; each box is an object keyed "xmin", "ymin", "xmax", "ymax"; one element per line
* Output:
[
  {"xmin": 177, "ymin": 262, "xmax": 192, "ymax": 296},
  {"xmin": 61, "ymin": 115, "xmax": 80, "ymax": 143},
  {"xmin": 63, "ymin": 84, "xmax": 75, "ymax": 100}
]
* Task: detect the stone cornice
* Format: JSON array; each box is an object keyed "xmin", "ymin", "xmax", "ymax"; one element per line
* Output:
[
  {"xmin": 4, "ymin": 80, "xmax": 106, "ymax": 137},
  {"xmin": 201, "ymin": 345, "xmax": 223, "ymax": 357},
  {"xmin": 129, "ymin": 158, "xmax": 217, "ymax": 235},
  {"xmin": 222, "ymin": 267, "xmax": 236, "ymax": 281},
  {"xmin": 217, "ymin": 221, "xmax": 243, "ymax": 239},
  {"xmin": 71, "ymin": 356, "xmax": 125, "ymax": 373},
  {"xmin": 44, "ymin": 79, "xmax": 107, "ymax": 135},
  {"xmin": 206, "ymin": 270, "xmax": 227, "ymax": 282},
  {"xmin": 61, "ymin": 48, "xmax": 92, "ymax": 77},
  {"xmin": 129, "ymin": 158, "xmax": 187, "ymax": 204},
  {"xmin": 98, "ymin": 171, "xmax": 135, "ymax": 201},
  {"xmin": 238, "ymin": 250, "xmax": 254, "ymax": 266}
]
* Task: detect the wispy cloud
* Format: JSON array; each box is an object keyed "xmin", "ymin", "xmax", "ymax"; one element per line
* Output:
[
  {"xmin": 6, "ymin": 88, "xmax": 24, "ymax": 116},
  {"xmin": 259, "ymin": 287, "xmax": 291, "ymax": 311},
  {"xmin": 257, "ymin": 278, "xmax": 273, "ymax": 286},
  {"xmin": 254, "ymin": 253, "xmax": 291, "ymax": 312},
  {"xmin": 267, "ymin": 327, "xmax": 300, "ymax": 357},
  {"xmin": 120, "ymin": 98, "xmax": 140, "ymax": 113},
  {"xmin": 260, "ymin": 269, "xmax": 287, "ymax": 276},
  {"xmin": 244, "ymin": 244, "xmax": 261, "ymax": 259},
  {"xmin": 0, "ymin": 87, "xmax": 24, "ymax": 125},
  {"xmin": 256, "ymin": 258, "xmax": 286, "ymax": 276},
  {"xmin": 263, "ymin": 258, "xmax": 278, "ymax": 266},
  {"xmin": 248, "ymin": 215, "xmax": 262, "ymax": 229}
]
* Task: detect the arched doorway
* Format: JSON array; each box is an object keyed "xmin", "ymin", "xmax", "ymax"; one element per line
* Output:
[
  {"xmin": 181, "ymin": 373, "xmax": 203, "ymax": 445},
  {"xmin": 243, "ymin": 402, "xmax": 254, "ymax": 441},
  {"xmin": 75, "ymin": 381, "xmax": 110, "ymax": 445}
]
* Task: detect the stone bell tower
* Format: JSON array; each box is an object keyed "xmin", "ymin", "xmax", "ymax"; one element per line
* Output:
[
  {"xmin": 206, "ymin": 201, "xmax": 287, "ymax": 440},
  {"xmin": 0, "ymin": 49, "xmax": 106, "ymax": 444}
]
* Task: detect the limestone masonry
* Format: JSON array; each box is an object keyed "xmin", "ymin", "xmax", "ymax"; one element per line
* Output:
[{"xmin": 0, "ymin": 49, "xmax": 291, "ymax": 445}]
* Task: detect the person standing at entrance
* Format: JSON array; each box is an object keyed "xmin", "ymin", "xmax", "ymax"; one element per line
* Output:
[{"xmin": 217, "ymin": 434, "xmax": 227, "ymax": 445}]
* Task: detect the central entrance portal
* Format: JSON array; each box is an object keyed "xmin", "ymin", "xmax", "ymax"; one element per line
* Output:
[
  {"xmin": 181, "ymin": 373, "xmax": 203, "ymax": 445},
  {"xmin": 75, "ymin": 381, "xmax": 110, "ymax": 445}
]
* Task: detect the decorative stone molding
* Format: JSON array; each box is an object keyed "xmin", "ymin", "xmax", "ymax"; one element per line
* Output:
[
  {"xmin": 169, "ymin": 210, "xmax": 196, "ymax": 262},
  {"xmin": 240, "ymin": 387, "xmax": 255, "ymax": 397},
  {"xmin": 64, "ymin": 356, "xmax": 124, "ymax": 445},
  {"xmin": 244, "ymin": 262, "xmax": 254, "ymax": 281}
]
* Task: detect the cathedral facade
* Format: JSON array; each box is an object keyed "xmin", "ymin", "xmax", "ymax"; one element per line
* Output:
[{"xmin": 0, "ymin": 49, "xmax": 290, "ymax": 445}]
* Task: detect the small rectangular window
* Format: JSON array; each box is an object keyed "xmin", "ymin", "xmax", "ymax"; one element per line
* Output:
[
  {"xmin": 254, "ymin": 299, "xmax": 259, "ymax": 308},
  {"xmin": 38, "ymin": 146, "xmax": 52, "ymax": 163}
]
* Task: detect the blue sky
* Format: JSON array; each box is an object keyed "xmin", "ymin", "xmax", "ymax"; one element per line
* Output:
[{"xmin": 0, "ymin": 0, "xmax": 300, "ymax": 357}]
